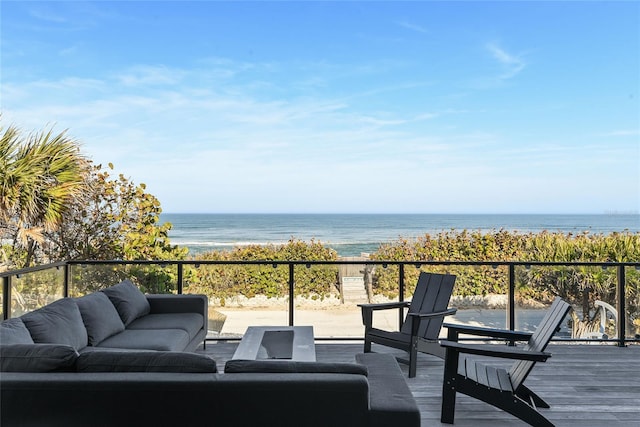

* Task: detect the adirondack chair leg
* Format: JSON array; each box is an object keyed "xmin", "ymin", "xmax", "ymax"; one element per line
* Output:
[
  {"xmin": 497, "ymin": 395, "xmax": 555, "ymax": 427},
  {"xmin": 408, "ymin": 336, "xmax": 418, "ymax": 378},
  {"xmin": 440, "ymin": 349, "xmax": 459, "ymax": 424},
  {"xmin": 516, "ymin": 385, "xmax": 550, "ymax": 408},
  {"xmin": 441, "ymin": 378, "xmax": 457, "ymax": 423},
  {"xmin": 461, "ymin": 386, "xmax": 556, "ymax": 426},
  {"xmin": 363, "ymin": 335, "xmax": 372, "ymax": 353}
]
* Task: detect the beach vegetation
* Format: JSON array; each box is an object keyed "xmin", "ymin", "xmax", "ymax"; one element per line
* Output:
[
  {"xmin": 371, "ymin": 229, "xmax": 640, "ymax": 332},
  {"xmin": 177, "ymin": 229, "xmax": 638, "ymax": 335},
  {"xmin": 44, "ymin": 162, "xmax": 187, "ymax": 263},
  {"xmin": 1, "ymin": 120, "xmax": 185, "ymax": 273},
  {"xmin": 1, "ymin": 122, "xmax": 89, "ymax": 268},
  {"xmin": 20, "ymin": 161, "xmax": 188, "ymax": 300},
  {"xmin": 186, "ymin": 239, "xmax": 338, "ymax": 303}
]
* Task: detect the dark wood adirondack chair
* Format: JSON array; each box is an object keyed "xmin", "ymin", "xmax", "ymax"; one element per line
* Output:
[
  {"xmin": 440, "ymin": 297, "xmax": 571, "ymax": 426},
  {"xmin": 359, "ymin": 272, "xmax": 457, "ymax": 378}
]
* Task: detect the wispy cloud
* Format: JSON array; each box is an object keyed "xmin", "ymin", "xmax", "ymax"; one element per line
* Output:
[
  {"xmin": 117, "ymin": 65, "xmax": 186, "ymax": 87},
  {"xmin": 28, "ymin": 6, "xmax": 69, "ymax": 24},
  {"xmin": 485, "ymin": 43, "xmax": 526, "ymax": 79},
  {"xmin": 3, "ymin": 50, "xmax": 636, "ymax": 213},
  {"xmin": 59, "ymin": 45, "xmax": 80, "ymax": 56},
  {"xmin": 396, "ymin": 21, "xmax": 428, "ymax": 34},
  {"xmin": 601, "ymin": 129, "xmax": 640, "ymax": 137}
]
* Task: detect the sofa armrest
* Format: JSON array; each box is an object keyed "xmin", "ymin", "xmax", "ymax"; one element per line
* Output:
[
  {"xmin": 146, "ymin": 294, "xmax": 207, "ymax": 314},
  {"xmin": 146, "ymin": 294, "xmax": 208, "ymax": 330}
]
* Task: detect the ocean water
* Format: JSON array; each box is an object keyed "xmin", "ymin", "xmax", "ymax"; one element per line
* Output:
[{"xmin": 161, "ymin": 213, "xmax": 640, "ymax": 257}]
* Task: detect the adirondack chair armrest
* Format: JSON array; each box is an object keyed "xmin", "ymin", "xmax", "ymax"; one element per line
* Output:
[
  {"xmin": 440, "ymin": 340, "xmax": 551, "ymax": 362},
  {"xmin": 359, "ymin": 301, "xmax": 410, "ymax": 328},
  {"xmin": 358, "ymin": 301, "xmax": 410, "ymax": 311},
  {"xmin": 443, "ymin": 323, "xmax": 533, "ymax": 342},
  {"xmin": 406, "ymin": 308, "xmax": 457, "ymax": 320}
]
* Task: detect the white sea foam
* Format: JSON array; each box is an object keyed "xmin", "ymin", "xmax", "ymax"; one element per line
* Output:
[{"xmin": 175, "ymin": 240, "xmax": 291, "ymax": 247}]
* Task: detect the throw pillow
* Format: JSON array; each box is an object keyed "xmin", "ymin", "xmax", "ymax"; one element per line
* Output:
[
  {"xmin": 101, "ymin": 279, "xmax": 150, "ymax": 326},
  {"xmin": 224, "ymin": 360, "xmax": 368, "ymax": 375},
  {"xmin": 0, "ymin": 344, "xmax": 79, "ymax": 372},
  {"xmin": 75, "ymin": 292, "xmax": 125, "ymax": 346},
  {"xmin": 20, "ymin": 298, "xmax": 88, "ymax": 350},
  {"xmin": 76, "ymin": 351, "xmax": 217, "ymax": 373},
  {"xmin": 0, "ymin": 318, "xmax": 34, "ymax": 345}
]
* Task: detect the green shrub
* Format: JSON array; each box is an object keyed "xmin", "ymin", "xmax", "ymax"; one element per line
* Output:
[
  {"xmin": 370, "ymin": 230, "xmax": 640, "ymax": 313},
  {"xmin": 185, "ymin": 239, "xmax": 339, "ymax": 302}
]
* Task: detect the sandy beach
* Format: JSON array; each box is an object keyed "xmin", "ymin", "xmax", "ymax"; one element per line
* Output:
[{"xmin": 212, "ymin": 305, "xmax": 554, "ymax": 339}]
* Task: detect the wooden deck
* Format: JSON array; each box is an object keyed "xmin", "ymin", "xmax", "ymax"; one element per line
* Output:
[{"xmin": 197, "ymin": 341, "xmax": 640, "ymax": 426}]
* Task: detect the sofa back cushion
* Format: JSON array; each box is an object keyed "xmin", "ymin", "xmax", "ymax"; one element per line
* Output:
[
  {"xmin": 224, "ymin": 359, "xmax": 368, "ymax": 376},
  {"xmin": 75, "ymin": 292, "xmax": 126, "ymax": 346},
  {"xmin": 0, "ymin": 344, "xmax": 79, "ymax": 372},
  {"xmin": 101, "ymin": 279, "xmax": 150, "ymax": 326},
  {"xmin": 0, "ymin": 318, "xmax": 34, "ymax": 345},
  {"xmin": 20, "ymin": 298, "xmax": 88, "ymax": 350},
  {"xmin": 76, "ymin": 351, "xmax": 217, "ymax": 373}
]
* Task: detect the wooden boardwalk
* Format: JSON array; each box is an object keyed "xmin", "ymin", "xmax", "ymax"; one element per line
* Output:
[{"xmin": 198, "ymin": 341, "xmax": 640, "ymax": 426}]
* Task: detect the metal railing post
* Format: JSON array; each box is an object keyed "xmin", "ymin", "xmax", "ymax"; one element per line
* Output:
[
  {"xmin": 64, "ymin": 263, "xmax": 71, "ymax": 298},
  {"xmin": 508, "ymin": 264, "xmax": 516, "ymax": 330},
  {"xmin": 398, "ymin": 263, "xmax": 405, "ymax": 328},
  {"xmin": 507, "ymin": 263, "xmax": 516, "ymax": 346},
  {"xmin": 289, "ymin": 263, "xmax": 295, "ymax": 326},
  {"xmin": 2, "ymin": 276, "xmax": 10, "ymax": 320},
  {"xmin": 177, "ymin": 263, "xmax": 184, "ymax": 294},
  {"xmin": 616, "ymin": 265, "xmax": 626, "ymax": 347}
]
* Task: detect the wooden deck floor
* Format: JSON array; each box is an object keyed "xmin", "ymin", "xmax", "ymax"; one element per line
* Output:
[{"xmin": 197, "ymin": 341, "xmax": 640, "ymax": 426}]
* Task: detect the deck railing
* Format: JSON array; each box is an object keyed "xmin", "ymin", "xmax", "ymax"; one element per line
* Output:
[{"xmin": 2, "ymin": 259, "xmax": 639, "ymax": 346}]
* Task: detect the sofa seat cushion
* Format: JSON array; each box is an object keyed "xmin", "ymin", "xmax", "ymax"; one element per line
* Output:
[
  {"xmin": 101, "ymin": 280, "xmax": 150, "ymax": 326},
  {"xmin": 76, "ymin": 350, "xmax": 217, "ymax": 373},
  {"xmin": 224, "ymin": 359, "xmax": 368, "ymax": 375},
  {"xmin": 127, "ymin": 313, "xmax": 204, "ymax": 341},
  {"xmin": 0, "ymin": 318, "xmax": 34, "ymax": 345},
  {"xmin": 0, "ymin": 344, "xmax": 79, "ymax": 372},
  {"xmin": 20, "ymin": 298, "xmax": 88, "ymax": 350},
  {"xmin": 75, "ymin": 292, "xmax": 125, "ymax": 346},
  {"xmin": 96, "ymin": 329, "xmax": 190, "ymax": 351}
]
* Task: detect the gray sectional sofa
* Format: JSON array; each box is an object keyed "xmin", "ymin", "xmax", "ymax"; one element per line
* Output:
[
  {"xmin": 1, "ymin": 279, "xmax": 208, "ymax": 353},
  {"xmin": 0, "ymin": 280, "xmax": 420, "ymax": 427}
]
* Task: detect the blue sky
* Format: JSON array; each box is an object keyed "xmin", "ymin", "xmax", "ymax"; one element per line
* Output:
[{"xmin": 2, "ymin": 1, "xmax": 639, "ymax": 214}]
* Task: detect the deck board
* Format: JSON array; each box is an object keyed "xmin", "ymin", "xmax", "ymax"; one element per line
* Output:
[{"xmin": 198, "ymin": 342, "xmax": 640, "ymax": 426}]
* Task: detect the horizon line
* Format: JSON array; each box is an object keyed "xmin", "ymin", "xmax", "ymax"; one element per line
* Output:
[{"xmin": 160, "ymin": 212, "xmax": 640, "ymax": 216}]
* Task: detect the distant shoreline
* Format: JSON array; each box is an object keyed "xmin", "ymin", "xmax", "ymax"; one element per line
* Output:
[
  {"xmin": 163, "ymin": 212, "xmax": 640, "ymax": 216},
  {"xmin": 161, "ymin": 213, "xmax": 640, "ymax": 258}
]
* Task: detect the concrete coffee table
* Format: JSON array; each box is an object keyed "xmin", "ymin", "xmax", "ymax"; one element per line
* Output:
[{"xmin": 232, "ymin": 326, "xmax": 316, "ymax": 361}]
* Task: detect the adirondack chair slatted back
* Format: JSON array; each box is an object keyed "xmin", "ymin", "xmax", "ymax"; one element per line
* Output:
[
  {"xmin": 509, "ymin": 297, "xmax": 571, "ymax": 389},
  {"xmin": 400, "ymin": 272, "xmax": 456, "ymax": 340}
]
